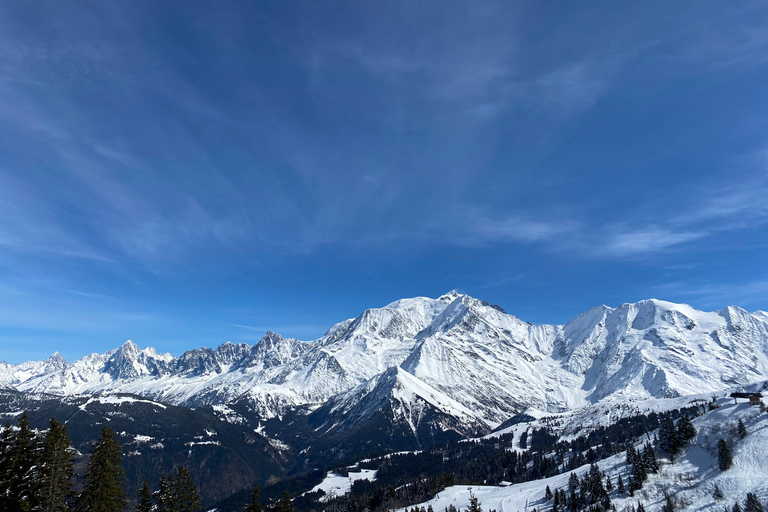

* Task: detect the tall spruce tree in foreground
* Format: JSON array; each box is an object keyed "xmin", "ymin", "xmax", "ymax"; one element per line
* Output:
[
  {"xmin": 154, "ymin": 473, "xmax": 173, "ymax": 512},
  {"xmin": 2, "ymin": 412, "xmax": 41, "ymax": 512},
  {"xmin": 39, "ymin": 418, "xmax": 75, "ymax": 512},
  {"xmin": 0, "ymin": 421, "xmax": 15, "ymax": 510},
  {"xmin": 717, "ymin": 439, "xmax": 733, "ymax": 471},
  {"xmin": 247, "ymin": 484, "xmax": 264, "ymax": 512},
  {"xmin": 76, "ymin": 426, "xmax": 126, "ymax": 512},
  {"xmin": 174, "ymin": 466, "xmax": 202, "ymax": 512},
  {"xmin": 136, "ymin": 480, "xmax": 152, "ymax": 512}
]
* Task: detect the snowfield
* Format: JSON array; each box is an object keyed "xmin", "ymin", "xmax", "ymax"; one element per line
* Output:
[{"xmin": 308, "ymin": 470, "xmax": 378, "ymax": 502}]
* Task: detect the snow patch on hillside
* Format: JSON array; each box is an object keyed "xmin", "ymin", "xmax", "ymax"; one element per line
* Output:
[{"xmin": 309, "ymin": 470, "xmax": 378, "ymax": 502}]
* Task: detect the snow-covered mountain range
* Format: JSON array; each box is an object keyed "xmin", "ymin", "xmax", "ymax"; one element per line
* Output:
[{"xmin": 2, "ymin": 292, "xmax": 768, "ymax": 435}]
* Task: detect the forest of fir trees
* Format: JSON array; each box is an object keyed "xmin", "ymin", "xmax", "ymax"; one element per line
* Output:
[{"xmin": 0, "ymin": 412, "xmax": 202, "ymax": 512}]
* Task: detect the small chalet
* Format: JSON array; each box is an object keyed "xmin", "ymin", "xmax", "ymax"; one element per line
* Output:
[{"xmin": 729, "ymin": 392, "xmax": 763, "ymax": 406}]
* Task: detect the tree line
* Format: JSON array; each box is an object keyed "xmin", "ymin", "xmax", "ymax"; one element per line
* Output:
[{"xmin": 0, "ymin": 412, "xmax": 202, "ymax": 512}]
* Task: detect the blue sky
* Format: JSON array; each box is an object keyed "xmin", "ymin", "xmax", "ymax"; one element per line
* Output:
[{"xmin": 1, "ymin": 1, "xmax": 767, "ymax": 363}]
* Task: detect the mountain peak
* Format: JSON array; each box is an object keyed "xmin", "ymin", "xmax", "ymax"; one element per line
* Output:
[
  {"xmin": 120, "ymin": 339, "xmax": 140, "ymax": 353},
  {"xmin": 438, "ymin": 290, "xmax": 462, "ymax": 302},
  {"xmin": 43, "ymin": 352, "xmax": 68, "ymax": 371}
]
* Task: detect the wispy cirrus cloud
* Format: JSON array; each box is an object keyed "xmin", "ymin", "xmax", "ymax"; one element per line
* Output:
[
  {"xmin": 467, "ymin": 213, "xmax": 574, "ymax": 244},
  {"xmin": 598, "ymin": 227, "xmax": 707, "ymax": 257},
  {"xmin": 534, "ymin": 63, "xmax": 609, "ymax": 111},
  {"xmin": 649, "ymin": 279, "xmax": 768, "ymax": 311}
]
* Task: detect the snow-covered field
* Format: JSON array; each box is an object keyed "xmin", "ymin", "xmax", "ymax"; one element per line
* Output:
[
  {"xmin": 403, "ymin": 400, "xmax": 768, "ymax": 512},
  {"xmin": 308, "ymin": 470, "xmax": 378, "ymax": 502}
]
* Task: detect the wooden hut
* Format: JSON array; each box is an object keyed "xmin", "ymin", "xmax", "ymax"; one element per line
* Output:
[{"xmin": 729, "ymin": 392, "xmax": 763, "ymax": 406}]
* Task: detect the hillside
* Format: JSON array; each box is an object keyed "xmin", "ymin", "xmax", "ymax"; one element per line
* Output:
[{"xmin": 398, "ymin": 396, "xmax": 768, "ymax": 512}]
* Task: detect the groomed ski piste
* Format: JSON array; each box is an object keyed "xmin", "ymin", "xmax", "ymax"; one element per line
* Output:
[{"xmin": 398, "ymin": 397, "xmax": 768, "ymax": 512}]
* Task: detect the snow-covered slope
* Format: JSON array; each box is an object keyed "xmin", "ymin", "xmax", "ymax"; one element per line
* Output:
[
  {"xmin": 400, "ymin": 396, "xmax": 768, "ymax": 512},
  {"xmin": 3, "ymin": 293, "xmax": 768, "ymax": 431},
  {"xmin": 313, "ymin": 366, "xmax": 487, "ymax": 438},
  {"xmin": 0, "ymin": 352, "xmax": 67, "ymax": 390}
]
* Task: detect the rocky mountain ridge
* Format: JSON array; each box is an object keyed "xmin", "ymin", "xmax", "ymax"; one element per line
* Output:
[{"xmin": 2, "ymin": 293, "xmax": 768, "ymax": 435}]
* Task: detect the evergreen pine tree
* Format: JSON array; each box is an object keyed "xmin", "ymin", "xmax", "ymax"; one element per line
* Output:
[
  {"xmin": 625, "ymin": 445, "xmax": 635, "ymax": 466},
  {"xmin": 588, "ymin": 464, "xmax": 606, "ymax": 504},
  {"xmin": 717, "ymin": 439, "xmax": 733, "ymax": 471},
  {"xmin": 632, "ymin": 455, "xmax": 647, "ymax": 485},
  {"xmin": 744, "ymin": 493, "xmax": 764, "ymax": 512},
  {"xmin": 137, "ymin": 479, "xmax": 152, "ymax": 512},
  {"xmin": 0, "ymin": 421, "xmax": 15, "ymax": 511},
  {"xmin": 737, "ymin": 420, "xmax": 747, "ymax": 440},
  {"xmin": 154, "ymin": 473, "xmax": 173, "ymax": 512},
  {"xmin": 174, "ymin": 466, "xmax": 201, "ymax": 512},
  {"xmin": 154, "ymin": 468, "xmax": 201, "ymax": 512},
  {"xmin": 468, "ymin": 490, "xmax": 482, "ymax": 512},
  {"xmin": 3, "ymin": 412, "xmax": 42, "ymax": 512},
  {"xmin": 38, "ymin": 418, "xmax": 75, "ymax": 512},
  {"xmin": 579, "ymin": 477, "xmax": 588, "ymax": 507},
  {"xmin": 658, "ymin": 417, "xmax": 681, "ymax": 461},
  {"xmin": 713, "ymin": 484, "xmax": 724, "ymax": 501},
  {"xmin": 637, "ymin": 502, "xmax": 645, "ymax": 512},
  {"xmin": 605, "ymin": 476, "xmax": 612, "ymax": 492},
  {"xmin": 275, "ymin": 492, "xmax": 294, "ymax": 512},
  {"xmin": 553, "ymin": 489, "xmax": 560, "ymax": 508},
  {"xmin": 247, "ymin": 484, "xmax": 264, "ymax": 512},
  {"xmin": 568, "ymin": 473, "xmax": 579, "ymax": 495},
  {"xmin": 642, "ymin": 443, "xmax": 659, "ymax": 474},
  {"xmin": 76, "ymin": 426, "xmax": 126, "ymax": 512},
  {"xmin": 733, "ymin": 502, "xmax": 743, "ymax": 512},
  {"xmin": 677, "ymin": 416, "xmax": 697, "ymax": 444},
  {"xmin": 617, "ymin": 475, "xmax": 624, "ymax": 495}
]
